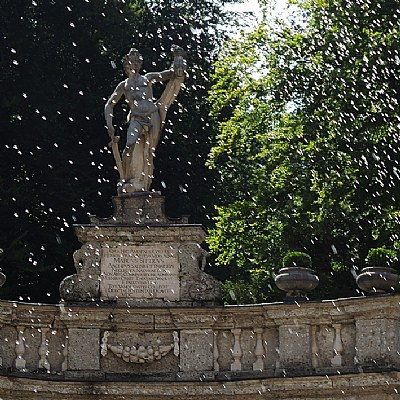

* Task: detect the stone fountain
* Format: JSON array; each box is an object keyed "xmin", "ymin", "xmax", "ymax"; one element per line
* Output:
[{"xmin": 60, "ymin": 45, "xmax": 221, "ymax": 308}]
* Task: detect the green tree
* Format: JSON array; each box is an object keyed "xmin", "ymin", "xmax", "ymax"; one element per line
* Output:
[
  {"xmin": 0, "ymin": 0, "xmax": 229, "ymax": 302},
  {"xmin": 208, "ymin": 0, "xmax": 400, "ymax": 303}
]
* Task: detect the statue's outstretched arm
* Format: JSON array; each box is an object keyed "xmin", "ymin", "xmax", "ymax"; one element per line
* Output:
[
  {"xmin": 146, "ymin": 45, "xmax": 187, "ymax": 83},
  {"xmin": 146, "ymin": 69, "xmax": 174, "ymax": 83}
]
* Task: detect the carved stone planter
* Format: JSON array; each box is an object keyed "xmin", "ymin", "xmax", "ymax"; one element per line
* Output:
[
  {"xmin": 0, "ymin": 271, "xmax": 6, "ymax": 287},
  {"xmin": 274, "ymin": 267, "xmax": 319, "ymax": 298},
  {"xmin": 356, "ymin": 267, "xmax": 400, "ymax": 293}
]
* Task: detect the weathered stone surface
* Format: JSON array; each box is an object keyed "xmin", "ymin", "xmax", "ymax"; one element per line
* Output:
[
  {"xmin": 68, "ymin": 328, "xmax": 100, "ymax": 370},
  {"xmin": 62, "ymin": 195, "xmax": 221, "ymax": 306},
  {"xmin": 100, "ymin": 330, "xmax": 179, "ymax": 374},
  {"xmin": 275, "ymin": 266, "xmax": 319, "ymax": 297},
  {"xmin": 59, "ymin": 275, "xmax": 100, "ymax": 302},
  {"xmin": 47, "ymin": 328, "xmax": 66, "ymax": 371},
  {"xmin": 0, "ymin": 372, "xmax": 399, "ymax": 399},
  {"xmin": 315, "ymin": 324, "xmax": 335, "ymax": 368},
  {"xmin": 60, "ymin": 242, "xmax": 101, "ymax": 302},
  {"xmin": 0, "ymin": 295, "xmax": 398, "ymax": 397},
  {"xmin": 356, "ymin": 318, "xmax": 400, "ymax": 367},
  {"xmin": 356, "ymin": 266, "xmax": 400, "ymax": 293},
  {"xmin": 240, "ymin": 329, "xmax": 257, "ymax": 370},
  {"xmin": 341, "ymin": 323, "xmax": 356, "ymax": 367},
  {"xmin": 180, "ymin": 329, "xmax": 214, "ymax": 372},
  {"xmin": 24, "ymin": 327, "xmax": 41, "ymax": 371},
  {"xmin": 278, "ymin": 324, "xmax": 312, "ymax": 373},
  {"xmin": 216, "ymin": 330, "xmax": 233, "ymax": 371},
  {"xmin": 178, "ymin": 242, "xmax": 221, "ymax": 304},
  {"xmin": 0, "ymin": 325, "xmax": 17, "ymax": 369},
  {"xmin": 104, "ymin": 46, "xmax": 186, "ymax": 193},
  {"xmin": 91, "ymin": 193, "xmax": 189, "ymax": 225},
  {"xmin": 74, "ymin": 224, "xmax": 206, "ymax": 244},
  {"xmin": 100, "ymin": 245, "xmax": 180, "ymax": 301},
  {"xmin": 263, "ymin": 327, "xmax": 279, "ymax": 373},
  {"xmin": 13, "ymin": 305, "xmax": 56, "ymax": 327}
]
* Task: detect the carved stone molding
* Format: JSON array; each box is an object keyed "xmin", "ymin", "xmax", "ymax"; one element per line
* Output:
[{"xmin": 101, "ymin": 331, "xmax": 179, "ymax": 364}]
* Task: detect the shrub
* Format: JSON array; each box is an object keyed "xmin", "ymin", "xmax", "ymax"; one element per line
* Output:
[
  {"xmin": 365, "ymin": 247, "xmax": 397, "ymax": 267},
  {"xmin": 282, "ymin": 251, "xmax": 312, "ymax": 269}
]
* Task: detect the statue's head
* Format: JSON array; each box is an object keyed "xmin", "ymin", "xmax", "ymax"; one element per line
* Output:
[{"xmin": 123, "ymin": 48, "xmax": 143, "ymax": 76}]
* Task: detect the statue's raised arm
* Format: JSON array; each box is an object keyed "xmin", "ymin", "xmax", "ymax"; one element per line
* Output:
[{"xmin": 104, "ymin": 45, "xmax": 187, "ymax": 194}]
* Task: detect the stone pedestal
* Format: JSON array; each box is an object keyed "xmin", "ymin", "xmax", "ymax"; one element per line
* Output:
[{"xmin": 60, "ymin": 192, "xmax": 221, "ymax": 307}]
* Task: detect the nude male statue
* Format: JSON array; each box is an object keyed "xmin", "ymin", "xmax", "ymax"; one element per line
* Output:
[{"xmin": 104, "ymin": 45, "xmax": 186, "ymax": 193}]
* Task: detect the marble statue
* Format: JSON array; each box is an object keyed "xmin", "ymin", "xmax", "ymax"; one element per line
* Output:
[{"xmin": 105, "ymin": 45, "xmax": 187, "ymax": 194}]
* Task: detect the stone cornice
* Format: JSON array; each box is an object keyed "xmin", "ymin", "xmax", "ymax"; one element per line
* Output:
[
  {"xmin": 0, "ymin": 294, "xmax": 398, "ymax": 330},
  {"xmin": 0, "ymin": 371, "xmax": 398, "ymax": 398},
  {"xmin": 73, "ymin": 224, "xmax": 206, "ymax": 244}
]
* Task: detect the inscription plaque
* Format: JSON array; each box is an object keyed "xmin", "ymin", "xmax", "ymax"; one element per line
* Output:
[{"xmin": 100, "ymin": 245, "xmax": 180, "ymax": 301}]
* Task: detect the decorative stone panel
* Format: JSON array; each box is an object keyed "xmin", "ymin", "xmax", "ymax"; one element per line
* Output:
[
  {"xmin": 278, "ymin": 324, "xmax": 312, "ymax": 373},
  {"xmin": 180, "ymin": 329, "xmax": 214, "ymax": 373},
  {"xmin": 67, "ymin": 328, "xmax": 100, "ymax": 371},
  {"xmin": 356, "ymin": 318, "xmax": 400, "ymax": 367}
]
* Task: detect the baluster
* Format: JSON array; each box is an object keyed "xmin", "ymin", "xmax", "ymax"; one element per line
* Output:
[
  {"xmin": 213, "ymin": 331, "xmax": 219, "ymax": 372},
  {"xmin": 0, "ymin": 324, "xmax": 3, "ymax": 368},
  {"xmin": 101, "ymin": 331, "xmax": 109, "ymax": 357},
  {"xmin": 311, "ymin": 325, "xmax": 318, "ymax": 369},
  {"xmin": 38, "ymin": 327, "xmax": 50, "ymax": 371},
  {"xmin": 331, "ymin": 323, "xmax": 343, "ymax": 367},
  {"xmin": 173, "ymin": 331, "xmax": 180, "ymax": 356},
  {"xmin": 15, "ymin": 326, "xmax": 26, "ymax": 370},
  {"xmin": 61, "ymin": 334, "xmax": 68, "ymax": 371},
  {"xmin": 230, "ymin": 328, "xmax": 242, "ymax": 371},
  {"xmin": 252, "ymin": 328, "xmax": 264, "ymax": 371}
]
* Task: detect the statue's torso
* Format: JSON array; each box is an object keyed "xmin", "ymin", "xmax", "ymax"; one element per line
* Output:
[{"xmin": 124, "ymin": 75, "xmax": 158, "ymax": 118}]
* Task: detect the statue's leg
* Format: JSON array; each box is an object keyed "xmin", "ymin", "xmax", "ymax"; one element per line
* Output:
[
  {"xmin": 122, "ymin": 120, "xmax": 143, "ymax": 180},
  {"xmin": 124, "ymin": 120, "xmax": 143, "ymax": 156}
]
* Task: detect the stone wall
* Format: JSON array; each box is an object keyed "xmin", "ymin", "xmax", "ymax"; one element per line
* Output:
[{"xmin": 0, "ymin": 295, "xmax": 399, "ymax": 398}]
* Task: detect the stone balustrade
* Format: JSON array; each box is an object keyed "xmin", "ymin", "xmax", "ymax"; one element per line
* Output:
[{"xmin": 0, "ymin": 294, "xmax": 398, "ymax": 383}]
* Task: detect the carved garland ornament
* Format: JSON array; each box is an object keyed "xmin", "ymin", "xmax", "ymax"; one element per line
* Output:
[{"xmin": 101, "ymin": 331, "xmax": 179, "ymax": 363}]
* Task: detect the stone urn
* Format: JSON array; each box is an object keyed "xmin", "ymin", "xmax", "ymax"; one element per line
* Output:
[
  {"xmin": 0, "ymin": 271, "xmax": 5, "ymax": 287},
  {"xmin": 274, "ymin": 251, "xmax": 319, "ymax": 298},
  {"xmin": 356, "ymin": 267, "xmax": 400, "ymax": 293},
  {"xmin": 275, "ymin": 266, "xmax": 319, "ymax": 298},
  {"xmin": 356, "ymin": 247, "xmax": 400, "ymax": 293}
]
